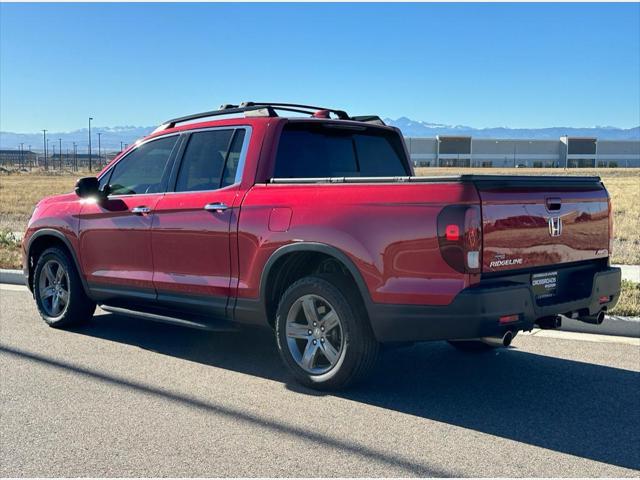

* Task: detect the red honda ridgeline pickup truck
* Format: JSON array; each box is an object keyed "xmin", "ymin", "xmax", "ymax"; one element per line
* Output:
[{"xmin": 23, "ymin": 102, "xmax": 621, "ymax": 389}]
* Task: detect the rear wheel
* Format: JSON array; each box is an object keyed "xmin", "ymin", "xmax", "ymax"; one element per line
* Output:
[
  {"xmin": 33, "ymin": 247, "xmax": 95, "ymax": 328},
  {"xmin": 275, "ymin": 274, "xmax": 378, "ymax": 390}
]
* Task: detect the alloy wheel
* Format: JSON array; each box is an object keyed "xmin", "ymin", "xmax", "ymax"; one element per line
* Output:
[
  {"xmin": 285, "ymin": 294, "xmax": 344, "ymax": 374},
  {"xmin": 38, "ymin": 259, "xmax": 70, "ymax": 318}
]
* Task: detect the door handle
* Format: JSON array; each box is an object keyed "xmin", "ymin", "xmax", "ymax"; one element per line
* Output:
[
  {"xmin": 204, "ymin": 202, "xmax": 228, "ymax": 213},
  {"xmin": 131, "ymin": 206, "xmax": 151, "ymax": 214}
]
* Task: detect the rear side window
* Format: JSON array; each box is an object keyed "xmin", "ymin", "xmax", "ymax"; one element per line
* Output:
[
  {"xmin": 273, "ymin": 123, "xmax": 408, "ymax": 178},
  {"xmin": 175, "ymin": 128, "xmax": 246, "ymax": 192},
  {"xmin": 107, "ymin": 135, "xmax": 178, "ymax": 195}
]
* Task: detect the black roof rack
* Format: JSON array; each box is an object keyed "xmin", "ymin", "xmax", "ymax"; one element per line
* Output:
[
  {"xmin": 239, "ymin": 102, "xmax": 350, "ymax": 120},
  {"xmin": 153, "ymin": 102, "xmax": 384, "ymax": 133}
]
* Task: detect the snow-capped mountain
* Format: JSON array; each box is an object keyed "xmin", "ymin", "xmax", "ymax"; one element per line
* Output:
[{"xmin": 385, "ymin": 117, "xmax": 640, "ymax": 140}]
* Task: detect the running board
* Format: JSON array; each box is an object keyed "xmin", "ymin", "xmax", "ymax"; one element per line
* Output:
[{"xmin": 99, "ymin": 304, "xmax": 239, "ymax": 332}]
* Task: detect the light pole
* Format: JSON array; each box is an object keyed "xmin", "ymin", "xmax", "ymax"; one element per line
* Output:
[
  {"xmin": 97, "ymin": 132, "xmax": 102, "ymax": 167},
  {"xmin": 42, "ymin": 129, "xmax": 47, "ymax": 170},
  {"xmin": 88, "ymin": 117, "xmax": 93, "ymax": 172}
]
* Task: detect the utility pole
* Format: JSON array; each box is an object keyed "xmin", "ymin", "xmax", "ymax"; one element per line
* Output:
[
  {"xmin": 73, "ymin": 142, "xmax": 77, "ymax": 171},
  {"xmin": 20, "ymin": 143, "xmax": 24, "ymax": 168},
  {"xmin": 97, "ymin": 132, "xmax": 102, "ymax": 167},
  {"xmin": 88, "ymin": 116, "xmax": 93, "ymax": 172},
  {"xmin": 58, "ymin": 138, "xmax": 63, "ymax": 170},
  {"xmin": 42, "ymin": 129, "xmax": 47, "ymax": 170},
  {"xmin": 28, "ymin": 145, "xmax": 32, "ymax": 168},
  {"xmin": 52, "ymin": 144, "xmax": 57, "ymax": 169},
  {"xmin": 120, "ymin": 141, "xmax": 124, "ymax": 152}
]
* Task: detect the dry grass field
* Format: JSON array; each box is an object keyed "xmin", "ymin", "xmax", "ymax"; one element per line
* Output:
[{"xmin": 1, "ymin": 168, "xmax": 638, "ymax": 315}]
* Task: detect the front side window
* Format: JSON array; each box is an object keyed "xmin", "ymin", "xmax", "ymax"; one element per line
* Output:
[
  {"xmin": 107, "ymin": 135, "xmax": 178, "ymax": 195},
  {"xmin": 175, "ymin": 129, "xmax": 246, "ymax": 192}
]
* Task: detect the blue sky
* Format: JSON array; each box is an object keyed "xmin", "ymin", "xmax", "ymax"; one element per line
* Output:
[{"xmin": 1, "ymin": 2, "xmax": 639, "ymax": 132}]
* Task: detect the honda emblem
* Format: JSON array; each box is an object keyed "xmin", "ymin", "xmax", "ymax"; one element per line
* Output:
[{"xmin": 548, "ymin": 216, "xmax": 563, "ymax": 237}]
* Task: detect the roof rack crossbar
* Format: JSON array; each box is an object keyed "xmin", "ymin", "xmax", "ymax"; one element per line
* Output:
[{"xmin": 240, "ymin": 102, "xmax": 350, "ymax": 120}]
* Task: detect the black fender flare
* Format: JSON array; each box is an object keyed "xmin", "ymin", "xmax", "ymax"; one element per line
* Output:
[
  {"xmin": 26, "ymin": 228, "xmax": 90, "ymax": 295},
  {"xmin": 259, "ymin": 242, "xmax": 373, "ymax": 313}
]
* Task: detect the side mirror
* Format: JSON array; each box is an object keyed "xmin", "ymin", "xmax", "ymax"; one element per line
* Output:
[{"xmin": 75, "ymin": 177, "xmax": 104, "ymax": 199}]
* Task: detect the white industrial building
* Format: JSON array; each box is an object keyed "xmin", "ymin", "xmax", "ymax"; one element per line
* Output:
[{"xmin": 405, "ymin": 136, "xmax": 640, "ymax": 168}]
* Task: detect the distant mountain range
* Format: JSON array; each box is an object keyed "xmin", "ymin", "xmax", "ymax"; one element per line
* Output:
[
  {"xmin": 1, "ymin": 119, "xmax": 638, "ymax": 152},
  {"xmin": 384, "ymin": 117, "xmax": 640, "ymax": 140}
]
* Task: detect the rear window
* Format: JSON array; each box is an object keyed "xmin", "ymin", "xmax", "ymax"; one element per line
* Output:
[{"xmin": 273, "ymin": 123, "xmax": 409, "ymax": 178}]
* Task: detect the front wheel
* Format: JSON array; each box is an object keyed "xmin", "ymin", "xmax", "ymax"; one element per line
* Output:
[
  {"xmin": 33, "ymin": 247, "xmax": 96, "ymax": 328},
  {"xmin": 275, "ymin": 274, "xmax": 378, "ymax": 390}
]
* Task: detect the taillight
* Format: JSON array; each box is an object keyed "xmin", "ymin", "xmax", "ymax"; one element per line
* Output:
[{"xmin": 437, "ymin": 205, "xmax": 482, "ymax": 273}]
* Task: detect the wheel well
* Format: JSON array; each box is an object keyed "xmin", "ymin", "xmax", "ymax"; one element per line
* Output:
[
  {"xmin": 27, "ymin": 235, "xmax": 73, "ymax": 290},
  {"xmin": 264, "ymin": 251, "xmax": 365, "ymax": 327}
]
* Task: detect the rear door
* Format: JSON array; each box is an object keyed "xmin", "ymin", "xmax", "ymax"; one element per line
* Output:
[
  {"xmin": 151, "ymin": 127, "xmax": 249, "ymax": 319},
  {"xmin": 477, "ymin": 177, "xmax": 610, "ymax": 274},
  {"xmin": 79, "ymin": 134, "xmax": 179, "ymax": 298}
]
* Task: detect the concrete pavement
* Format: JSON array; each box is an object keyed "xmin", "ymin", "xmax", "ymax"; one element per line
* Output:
[{"xmin": 1, "ymin": 284, "xmax": 639, "ymax": 477}]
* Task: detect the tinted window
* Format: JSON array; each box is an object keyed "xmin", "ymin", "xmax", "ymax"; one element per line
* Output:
[
  {"xmin": 176, "ymin": 130, "xmax": 234, "ymax": 192},
  {"xmin": 354, "ymin": 134, "xmax": 407, "ymax": 176},
  {"xmin": 174, "ymin": 129, "xmax": 246, "ymax": 192},
  {"xmin": 107, "ymin": 136, "xmax": 178, "ymax": 195},
  {"xmin": 274, "ymin": 123, "xmax": 408, "ymax": 178}
]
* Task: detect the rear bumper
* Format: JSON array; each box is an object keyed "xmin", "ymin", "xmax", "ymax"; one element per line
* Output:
[{"xmin": 367, "ymin": 265, "xmax": 621, "ymax": 343}]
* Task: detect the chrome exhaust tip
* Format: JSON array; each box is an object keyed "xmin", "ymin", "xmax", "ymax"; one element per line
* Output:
[
  {"xmin": 578, "ymin": 310, "xmax": 605, "ymax": 325},
  {"xmin": 481, "ymin": 330, "xmax": 513, "ymax": 348}
]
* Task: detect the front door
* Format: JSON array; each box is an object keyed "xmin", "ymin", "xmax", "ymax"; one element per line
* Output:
[
  {"xmin": 151, "ymin": 128, "xmax": 248, "ymax": 319},
  {"xmin": 78, "ymin": 134, "xmax": 180, "ymax": 300}
]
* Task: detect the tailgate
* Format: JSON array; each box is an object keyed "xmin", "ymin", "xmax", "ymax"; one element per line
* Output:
[{"xmin": 474, "ymin": 176, "xmax": 610, "ymax": 273}]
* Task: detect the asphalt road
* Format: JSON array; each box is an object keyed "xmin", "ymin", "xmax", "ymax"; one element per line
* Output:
[{"xmin": 1, "ymin": 284, "xmax": 639, "ymax": 477}]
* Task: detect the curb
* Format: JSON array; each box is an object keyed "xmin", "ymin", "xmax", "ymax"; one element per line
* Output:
[
  {"xmin": 613, "ymin": 264, "xmax": 640, "ymax": 283},
  {"xmin": 0, "ymin": 269, "xmax": 25, "ymax": 286},
  {"xmin": 0, "ymin": 268, "xmax": 638, "ymax": 338},
  {"xmin": 559, "ymin": 315, "xmax": 640, "ymax": 338}
]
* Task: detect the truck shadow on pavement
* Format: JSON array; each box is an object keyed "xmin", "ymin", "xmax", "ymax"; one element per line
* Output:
[{"xmin": 65, "ymin": 312, "xmax": 640, "ymax": 471}]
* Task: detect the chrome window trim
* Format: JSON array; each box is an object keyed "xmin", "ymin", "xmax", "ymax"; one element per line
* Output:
[
  {"xmin": 233, "ymin": 126, "xmax": 252, "ymax": 185},
  {"xmin": 163, "ymin": 125, "xmax": 253, "ymax": 195}
]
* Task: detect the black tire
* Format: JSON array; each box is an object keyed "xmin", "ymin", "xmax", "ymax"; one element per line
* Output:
[
  {"xmin": 33, "ymin": 247, "xmax": 95, "ymax": 328},
  {"xmin": 275, "ymin": 274, "xmax": 378, "ymax": 390},
  {"xmin": 448, "ymin": 332, "xmax": 518, "ymax": 352}
]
